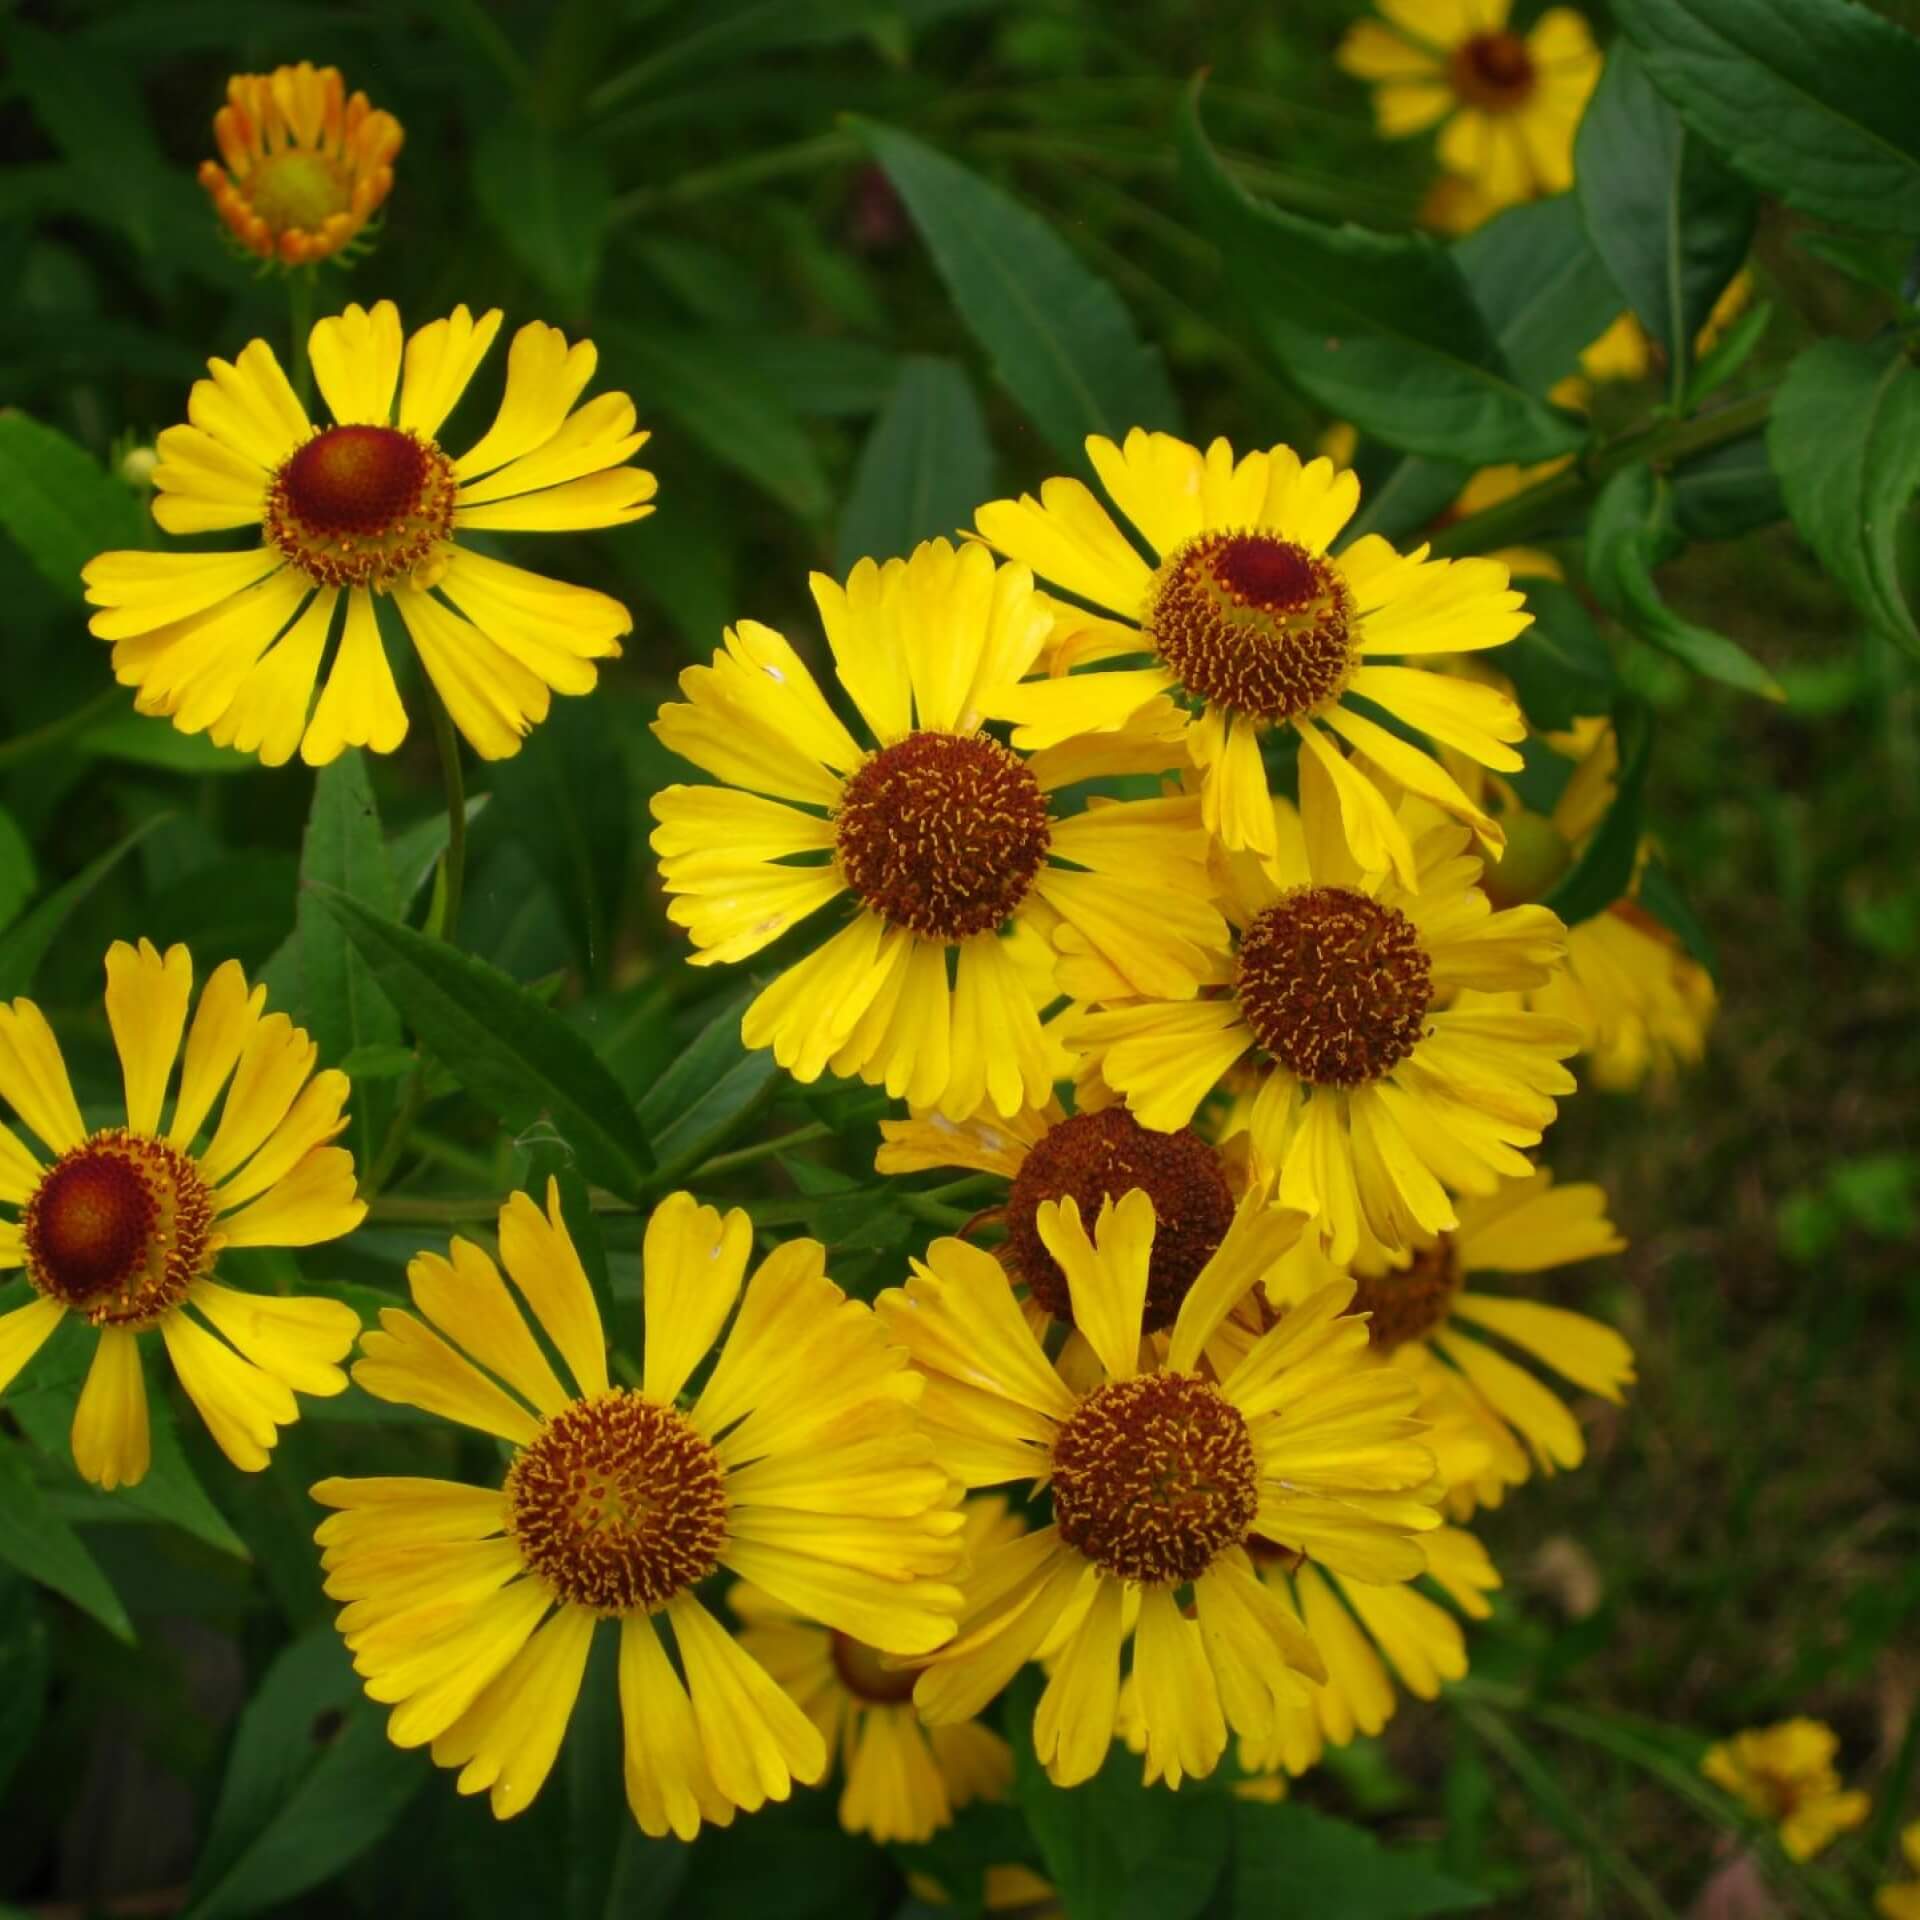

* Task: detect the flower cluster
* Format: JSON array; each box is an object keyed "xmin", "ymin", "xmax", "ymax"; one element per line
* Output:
[{"xmin": 20, "ymin": 38, "xmax": 1777, "ymax": 1871}]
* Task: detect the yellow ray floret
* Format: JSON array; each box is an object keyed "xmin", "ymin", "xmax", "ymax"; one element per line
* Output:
[
  {"xmin": 650, "ymin": 539, "xmax": 1221, "ymax": 1120},
  {"xmin": 83, "ymin": 301, "xmax": 654, "ymax": 767},
  {"xmin": 316, "ymin": 1185, "xmax": 963, "ymax": 1838},
  {"xmin": 0, "ymin": 939, "xmax": 364, "ymax": 1488}
]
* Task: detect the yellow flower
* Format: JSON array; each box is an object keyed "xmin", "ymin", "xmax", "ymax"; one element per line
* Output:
[
  {"xmin": 1469, "ymin": 720, "xmax": 1717, "ymax": 1091},
  {"xmin": 1702, "ymin": 1720, "xmax": 1871, "ymax": 1862},
  {"xmin": 1339, "ymin": 0, "xmax": 1601, "ymax": 226},
  {"xmin": 1580, "ymin": 271, "xmax": 1758, "ymax": 387},
  {"xmin": 973, "ymin": 430, "xmax": 1533, "ymax": 879},
  {"xmin": 909, "ymin": 1864, "xmax": 1063, "ymax": 1917},
  {"xmin": 315, "ymin": 1187, "xmax": 961, "ymax": 1837},
  {"xmin": 1069, "ymin": 754, "xmax": 1580, "ymax": 1266},
  {"xmin": 879, "ymin": 1187, "xmax": 1442, "ymax": 1789},
  {"xmin": 732, "ymin": 1496, "xmax": 1024, "ymax": 1844},
  {"xmin": 1877, "ymin": 1823, "xmax": 1920, "ymax": 1920},
  {"xmin": 877, "ymin": 1099, "xmax": 1242, "ymax": 1341},
  {"xmin": 0, "ymin": 941, "xmax": 363, "ymax": 1488},
  {"xmin": 1261, "ymin": 1168, "xmax": 1634, "ymax": 1519},
  {"xmin": 649, "ymin": 539, "xmax": 1226, "ymax": 1121},
  {"xmin": 199, "ymin": 63, "xmax": 402, "ymax": 267},
  {"xmin": 83, "ymin": 300, "xmax": 654, "ymax": 766}
]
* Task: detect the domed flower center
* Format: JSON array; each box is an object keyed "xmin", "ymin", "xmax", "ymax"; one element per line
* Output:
[
  {"xmin": 1145, "ymin": 530, "xmax": 1356, "ymax": 722},
  {"xmin": 247, "ymin": 151, "xmax": 353, "ymax": 232},
  {"xmin": 834, "ymin": 731, "xmax": 1052, "ymax": 942},
  {"xmin": 1050, "ymin": 1371, "xmax": 1258, "ymax": 1586},
  {"xmin": 1482, "ymin": 808, "xmax": 1571, "ymax": 909},
  {"xmin": 23, "ymin": 1130, "xmax": 215, "ymax": 1326},
  {"xmin": 1450, "ymin": 32, "xmax": 1536, "ymax": 111},
  {"xmin": 506, "ymin": 1391, "xmax": 729, "ymax": 1616},
  {"xmin": 267, "ymin": 424, "xmax": 458, "ymax": 591},
  {"xmin": 1350, "ymin": 1237, "xmax": 1462, "ymax": 1353},
  {"xmin": 830, "ymin": 1631, "xmax": 919, "ymax": 1705},
  {"xmin": 1005, "ymin": 1109, "xmax": 1235, "ymax": 1334},
  {"xmin": 1236, "ymin": 885, "xmax": 1433, "ymax": 1087}
]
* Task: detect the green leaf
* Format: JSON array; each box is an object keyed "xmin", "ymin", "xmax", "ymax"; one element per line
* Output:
[
  {"xmin": 390, "ymin": 796, "xmax": 490, "ymax": 911},
  {"xmin": 0, "ymin": 1435, "xmax": 134, "ymax": 1643},
  {"xmin": 853, "ymin": 118, "xmax": 1181, "ymax": 467},
  {"xmin": 1584, "ymin": 465, "xmax": 1784, "ymax": 698},
  {"xmin": 0, "ymin": 805, "xmax": 36, "ymax": 931},
  {"xmin": 10, "ymin": 1369, "xmax": 249, "ymax": 1563},
  {"xmin": 606, "ymin": 326, "xmax": 831, "ymax": 521},
  {"xmin": 636, "ymin": 985, "xmax": 780, "ymax": 1184},
  {"xmin": 0, "ymin": 411, "xmax": 143, "ymax": 600},
  {"xmin": 1769, "ymin": 336, "xmax": 1920, "ymax": 658},
  {"xmin": 1009, "ymin": 1671, "xmax": 1230, "ymax": 1920},
  {"xmin": 1611, "ymin": 0, "xmax": 1920, "ymax": 233},
  {"xmin": 1228, "ymin": 1800, "xmax": 1484, "ymax": 1918},
  {"xmin": 493, "ymin": 698, "xmax": 631, "ymax": 987},
  {"xmin": 295, "ymin": 753, "xmax": 403, "ymax": 1177},
  {"xmin": 187, "ymin": 1630, "xmax": 421, "ymax": 1920},
  {"xmin": 312, "ymin": 887, "xmax": 655, "ymax": 1203},
  {"xmin": 77, "ymin": 710, "xmax": 258, "ymax": 773},
  {"xmin": 1637, "ymin": 857, "xmax": 1719, "ymax": 977},
  {"xmin": 0, "ymin": 1574, "xmax": 49, "ymax": 1803},
  {"xmin": 1575, "ymin": 41, "xmax": 1756, "ymax": 399},
  {"xmin": 1541, "ymin": 700, "xmax": 1653, "ymax": 927},
  {"xmin": 836, "ymin": 356, "xmax": 993, "ymax": 573},
  {"xmin": 1669, "ymin": 430, "xmax": 1784, "ymax": 541},
  {"xmin": 1455, "ymin": 194, "xmax": 1621, "ymax": 397},
  {"xmin": 1178, "ymin": 86, "xmax": 1581, "ymax": 465},
  {"xmin": 1503, "ymin": 578, "xmax": 1616, "ymax": 733},
  {"xmin": 473, "ymin": 114, "xmax": 611, "ymax": 317},
  {"xmin": 0, "ymin": 813, "xmax": 169, "ymax": 1000}
]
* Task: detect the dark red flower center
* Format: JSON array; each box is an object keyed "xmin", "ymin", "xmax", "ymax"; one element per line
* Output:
[
  {"xmin": 1450, "ymin": 32, "xmax": 1536, "ymax": 111},
  {"xmin": 267, "ymin": 424, "xmax": 457, "ymax": 591}
]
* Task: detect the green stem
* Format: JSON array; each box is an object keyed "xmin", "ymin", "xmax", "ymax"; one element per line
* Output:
[
  {"xmin": 689, "ymin": 1121, "xmax": 833, "ymax": 1181},
  {"xmin": 0, "ymin": 684, "xmax": 123, "ymax": 771},
  {"xmin": 426, "ymin": 686, "xmax": 468, "ymax": 945},
  {"xmin": 1428, "ymin": 387, "xmax": 1776, "ymax": 560},
  {"xmin": 287, "ymin": 268, "xmax": 316, "ymax": 411}
]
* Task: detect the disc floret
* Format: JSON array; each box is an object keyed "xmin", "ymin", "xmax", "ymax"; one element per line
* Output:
[
  {"xmin": 1050, "ymin": 1371, "xmax": 1259, "ymax": 1586},
  {"xmin": 506, "ymin": 1390, "xmax": 730, "ymax": 1616},
  {"xmin": 266, "ymin": 424, "xmax": 458, "ymax": 592}
]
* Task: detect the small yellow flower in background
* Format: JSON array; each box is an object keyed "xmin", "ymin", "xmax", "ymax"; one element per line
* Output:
[
  {"xmin": 650, "ymin": 539, "xmax": 1227, "ymax": 1121},
  {"xmin": 1579, "ymin": 271, "xmax": 1757, "ymax": 386},
  {"xmin": 1878, "ymin": 1824, "xmax": 1920, "ymax": 1919},
  {"xmin": 973, "ymin": 430, "xmax": 1533, "ymax": 877},
  {"xmin": 1460, "ymin": 718, "xmax": 1718, "ymax": 1091},
  {"xmin": 732, "ymin": 1496, "xmax": 1024, "ymax": 1844},
  {"xmin": 1339, "ymin": 0, "xmax": 1601, "ymax": 230},
  {"xmin": 83, "ymin": 300, "xmax": 654, "ymax": 766},
  {"xmin": 315, "ymin": 1187, "xmax": 961, "ymax": 1838},
  {"xmin": 200, "ymin": 63, "xmax": 402, "ymax": 267},
  {"xmin": 1702, "ymin": 1719, "xmax": 1871, "ymax": 1862},
  {"xmin": 1070, "ymin": 753, "xmax": 1579, "ymax": 1266},
  {"xmin": 0, "ymin": 941, "xmax": 363, "ymax": 1488},
  {"xmin": 909, "ymin": 1864, "xmax": 1062, "ymax": 1916},
  {"xmin": 1259, "ymin": 1168, "xmax": 1633, "ymax": 1518},
  {"xmin": 880, "ymin": 1186, "xmax": 1444, "ymax": 1790}
]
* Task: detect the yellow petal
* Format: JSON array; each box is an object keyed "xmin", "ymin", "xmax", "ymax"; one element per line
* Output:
[
  {"xmin": 642, "ymin": 1190, "xmax": 752, "ymax": 1405},
  {"xmin": 393, "ymin": 587, "xmax": 548, "ymax": 762},
  {"xmin": 454, "ymin": 322, "xmax": 599, "ymax": 480},
  {"xmin": 84, "ymin": 548, "xmax": 285, "ymax": 644},
  {"xmin": 186, "ymin": 338, "xmax": 310, "ymax": 470},
  {"xmin": 455, "ymin": 390, "xmax": 647, "ymax": 507},
  {"xmin": 302, "ymin": 589, "xmax": 409, "ymax": 764},
  {"xmin": 188, "ymin": 1280, "xmax": 358, "ymax": 1396},
  {"xmin": 620, "ymin": 1611, "xmax": 734, "ymax": 1841},
  {"xmin": 496, "ymin": 1181, "xmax": 608, "ymax": 1401},
  {"xmin": 407, "ymin": 1240, "xmax": 570, "ymax": 1417},
  {"xmin": 0, "ymin": 1297, "xmax": 65, "ymax": 1393},
  {"xmin": 0, "ymin": 998, "xmax": 86, "ymax": 1154},
  {"xmin": 309, "ymin": 300, "xmax": 404, "ymax": 426},
  {"xmin": 216, "ymin": 1145, "xmax": 364, "ymax": 1249},
  {"xmin": 398, "ymin": 306, "xmax": 505, "ymax": 441},
  {"xmin": 160, "ymin": 1308, "xmax": 296, "ymax": 1473},
  {"xmin": 209, "ymin": 585, "xmax": 338, "ymax": 767},
  {"xmin": 353, "ymin": 1307, "xmax": 543, "ymax": 1444},
  {"xmin": 1035, "ymin": 1190, "xmax": 1152, "ymax": 1383},
  {"xmin": 71, "ymin": 1325, "xmax": 151, "ymax": 1489},
  {"xmin": 974, "ymin": 475, "xmax": 1152, "ymax": 618},
  {"xmin": 1032, "ymin": 1569, "xmax": 1124, "ymax": 1787},
  {"xmin": 1133, "ymin": 1582, "xmax": 1228, "ymax": 1787}
]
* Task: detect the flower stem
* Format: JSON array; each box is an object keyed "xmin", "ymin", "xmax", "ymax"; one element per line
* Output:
[
  {"xmin": 287, "ymin": 267, "xmax": 316, "ymax": 411},
  {"xmin": 1427, "ymin": 386, "xmax": 1777, "ymax": 561},
  {"xmin": 425, "ymin": 685, "xmax": 467, "ymax": 946}
]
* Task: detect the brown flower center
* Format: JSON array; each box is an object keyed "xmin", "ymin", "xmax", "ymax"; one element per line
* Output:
[
  {"xmin": 1145, "ymin": 530, "xmax": 1355, "ymax": 721},
  {"xmin": 1236, "ymin": 886, "xmax": 1433, "ymax": 1087},
  {"xmin": 23, "ymin": 1131, "xmax": 215, "ymax": 1326},
  {"xmin": 267, "ymin": 423, "xmax": 457, "ymax": 591},
  {"xmin": 1050, "ymin": 1371, "xmax": 1258, "ymax": 1586},
  {"xmin": 1449, "ymin": 32, "xmax": 1536, "ymax": 112},
  {"xmin": 835, "ymin": 731, "xmax": 1052, "ymax": 942},
  {"xmin": 830, "ymin": 1631, "xmax": 919, "ymax": 1705},
  {"xmin": 1350, "ymin": 1236, "xmax": 1462, "ymax": 1353},
  {"xmin": 505, "ymin": 1391, "xmax": 728, "ymax": 1616},
  {"xmin": 1005, "ymin": 1109, "xmax": 1235, "ymax": 1334}
]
